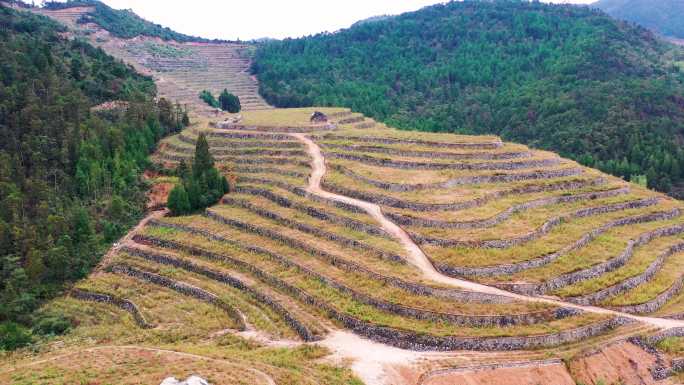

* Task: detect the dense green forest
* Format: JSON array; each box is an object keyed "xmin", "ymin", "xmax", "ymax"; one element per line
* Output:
[
  {"xmin": 253, "ymin": 0, "xmax": 684, "ymax": 196},
  {"xmin": 595, "ymin": 0, "xmax": 684, "ymax": 39},
  {"xmin": 0, "ymin": 5, "xmax": 185, "ymax": 349},
  {"xmin": 42, "ymin": 0, "xmax": 213, "ymax": 42}
]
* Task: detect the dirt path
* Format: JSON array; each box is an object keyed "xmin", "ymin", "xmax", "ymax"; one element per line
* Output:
[
  {"xmin": 290, "ymin": 133, "xmax": 684, "ymax": 330},
  {"xmin": 96, "ymin": 209, "xmax": 168, "ymax": 271}
]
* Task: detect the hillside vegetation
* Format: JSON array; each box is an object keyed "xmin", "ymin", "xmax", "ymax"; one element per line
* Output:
[
  {"xmin": 43, "ymin": 0, "xmax": 211, "ymax": 42},
  {"xmin": 0, "ymin": 4, "xmax": 186, "ymax": 348},
  {"xmin": 252, "ymin": 0, "xmax": 684, "ymax": 196},
  {"xmin": 595, "ymin": 0, "xmax": 684, "ymax": 39}
]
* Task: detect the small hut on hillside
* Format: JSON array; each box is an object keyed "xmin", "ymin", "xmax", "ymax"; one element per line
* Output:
[{"xmin": 310, "ymin": 111, "xmax": 328, "ymax": 123}]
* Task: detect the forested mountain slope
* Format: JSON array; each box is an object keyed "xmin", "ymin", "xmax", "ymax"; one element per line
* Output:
[
  {"xmin": 252, "ymin": 0, "xmax": 684, "ymax": 197},
  {"xmin": 594, "ymin": 0, "xmax": 684, "ymax": 39},
  {"xmin": 0, "ymin": 4, "xmax": 186, "ymax": 347}
]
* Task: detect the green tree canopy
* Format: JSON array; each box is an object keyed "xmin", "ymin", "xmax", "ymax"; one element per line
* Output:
[{"xmin": 252, "ymin": 0, "xmax": 684, "ymax": 196}]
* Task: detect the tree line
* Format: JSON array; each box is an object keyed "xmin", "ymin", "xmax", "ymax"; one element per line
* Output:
[{"xmin": 0, "ymin": 5, "xmax": 187, "ymax": 349}]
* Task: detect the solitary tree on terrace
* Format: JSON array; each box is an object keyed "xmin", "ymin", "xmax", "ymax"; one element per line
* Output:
[
  {"xmin": 219, "ymin": 89, "xmax": 241, "ymax": 113},
  {"xmin": 167, "ymin": 133, "xmax": 229, "ymax": 215}
]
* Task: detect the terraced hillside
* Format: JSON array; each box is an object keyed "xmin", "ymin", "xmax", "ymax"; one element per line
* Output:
[
  {"xmin": 28, "ymin": 4, "xmax": 271, "ymax": 112},
  {"xmin": 7, "ymin": 107, "xmax": 684, "ymax": 385}
]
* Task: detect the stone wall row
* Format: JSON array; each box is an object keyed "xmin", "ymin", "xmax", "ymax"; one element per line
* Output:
[
  {"xmin": 412, "ymin": 197, "xmax": 661, "ymax": 248},
  {"xmin": 436, "ymin": 209, "xmax": 681, "ymax": 278},
  {"xmin": 387, "ymin": 187, "xmax": 630, "ymax": 229},
  {"xmin": 216, "ymin": 199, "xmax": 402, "ymax": 263},
  {"xmin": 311, "ymin": 134, "xmax": 504, "ymax": 150},
  {"xmin": 130, "ymin": 235, "xmax": 620, "ymax": 349},
  {"xmin": 497, "ymin": 215, "xmax": 684, "ymax": 296},
  {"xmin": 70, "ymin": 288, "xmax": 153, "ymax": 329},
  {"xmin": 322, "ymin": 177, "xmax": 606, "ymax": 212},
  {"xmin": 537, "ymin": 223, "xmax": 684, "ymax": 295},
  {"xmin": 216, "ymin": 123, "xmax": 336, "ymax": 133},
  {"xmin": 320, "ymin": 143, "xmax": 532, "ymax": 161},
  {"xmin": 176, "ymin": 132, "xmax": 302, "ymax": 149},
  {"xmin": 331, "ymin": 164, "xmax": 585, "ymax": 192},
  {"xmin": 238, "ymin": 176, "xmax": 367, "ymax": 214},
  {"xmin": 569, "ymin": 242, "xmax": 684, "ymax": 305},
  {"xmin": 325, "ymin": 151, "xmax": 560, "ymax": 171},
  {"xmin": 107, "ymin": 263, "xmax": 247, "ymax": 331},
  {"xmin": 120, "ymin": 246, "xmax": 319, "ymax": 341},
  {"xmin": 610, "ymin": 277, "xmax": 684, "ymax": 315},
  {"xmin": 126, "ymin": 240, "xmax": 572, "ymax": 328},
  {"xmin": 234, "ymin": 186, "xmax": 390, "ymax": 239},
  {"xmin": 235, "ymin": 166, "xmax": 307, "ymax": 179},
  {"xmin": 208, "ymin": 131, "xmax": 294, "ymax": 141},
  {"xmin": 143, "ymin": 222, "xmax": 513, "ymax": 305},
  {"xmin": 164, "ymin": 142, "xmax": 306, "ymax": 157},
  {"xmin": 337, "ymin": 116, "xmax": 365, "ymax": 125}
]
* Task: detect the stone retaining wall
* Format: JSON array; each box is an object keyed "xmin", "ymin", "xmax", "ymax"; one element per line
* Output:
[
  {"xmin": 239, "ymin": 176, "xmax": 367, "ymax": 214},
  {"xmin": 121, "ymin": 246, "xmax": 318, "ymax": 341},
  {"xmin": 208, "ymin": 131, "xmax": 293, "ymax": 141},
  {"xmin": 320, "ymin": 143, "xmax": 531, "ymax": 160},
  {"xmin": 217, "ymin": 199, "xmax": 402, "ymax": 262},
  {"xmin": 234, "ymin": 186, "xmax": 390, "ymax": 238},
  {"xmin": 569, "ymin": 242, "xmax": 684, "ymax": 305},
  {"xmin": 164, "ymin": 142, "xmax": 306, "ymax": 157},
  {"xmin": 328, "ymin": 110, "xmax": 353, "ymax": 118},
  {"xmin": 338, "ymin": 116, "xmax": 365, "ymax": 125},
  {"xmin": 70, "ymin": 288, "xmax": 153, "ymax": 329},
  {"xmin": 323, "ymin": 177, "xmax": 606, "ymax": 212},
  {"xmin": 326, "ymin": 151, "xmax": 560, "ymax": 171},
  {"xmin": 610, "ymin": 277, "xmax": 684, "ymax": 314},
  {"xmin": 216, "ymin": 122, "xmax": 335, "ymax": 133},
  {"xmin": 413, "ymin": 198, "xmax": 661, "ymax": 248},
  {"xmin": 127, "ymin": 240, "xmax": 570, "ymax": 328},
  {"xmin": 157, "ymin": 152, "xmax": 308, "ymax": 167},
  {"xmin": 143, "ymin": 222, "xmax": 513, "ymax": 305},
  {"xmin": 332, "ymin": 164, "xmax": 584, "ymax": 192},
  {"xmin": 387, "ymin": 187, "xmax": 629, "ymax": 229},
  {"xmin": 177, "ymin": 132, "xmax": 301, "ymax": 149},
  {"xmin": 355, "ymin": 121, "xmax": 375, "ymax": 129},
  {"xmin": 312, "ymin": 134, "xmax": 503, "ymax": 149},
  {"xmin": 108, "ymin": 263, "xmax": 247, "ymax": 331},
  {"xmin": 436, "ymin": 209, "xmax": 681, "ymax": 278},
  {"xmin": 536, "ymin": 223, "xmax": 684, "ymax": 295},
  {"xmin": 235, "ymin": 167, "xmax": 307, "ymax": 179},
  {"xmin": 131, "ymin": 235, "xmax": 623, "ymax": 351}
]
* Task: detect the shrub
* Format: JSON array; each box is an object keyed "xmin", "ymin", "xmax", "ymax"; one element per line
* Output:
[
  {"xmin": 0, "ymin": 322, "xmax": 32, "ymax": 351},
  {"xmin": 32, "ymin": 312, "xmax": 71, "ymax": 336},
  {"xmin": 199, "ymin": 90, "xmax": 219, "ymax": 108},
  {"xmin": 219, "ymin": 89, "xmax": 241, "ymax": 113},
  {"xmin": 168, "ymin": 184, "xmax": 191, "ymax": 215}
]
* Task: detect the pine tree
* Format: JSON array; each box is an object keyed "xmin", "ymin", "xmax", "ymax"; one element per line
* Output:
[
  {"xmin": 167, "ymin": 184, "xmax": 191, "ymax": 215},
  {"xmin": 192, "ymin": 133, "xmax": 214, "ymax": 178},
  {"xmin": 219, "ymin": 89, "xmax": 241, "ymax": 113}
]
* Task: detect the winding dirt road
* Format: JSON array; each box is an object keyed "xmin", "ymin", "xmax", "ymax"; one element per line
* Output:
[{"xmin": 290, "ymin": 133, "xmax": 684, "ymax": 330}]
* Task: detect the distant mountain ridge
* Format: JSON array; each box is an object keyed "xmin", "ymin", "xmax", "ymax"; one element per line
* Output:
[{"xmin": 593, "ymin": 0, "xmax": 684, "ymax": 39}]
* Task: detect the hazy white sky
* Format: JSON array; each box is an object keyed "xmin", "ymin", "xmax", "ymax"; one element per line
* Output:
[{"xmin": 95, "ymin": 0, "xmax": 596, "ymax": 41}]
